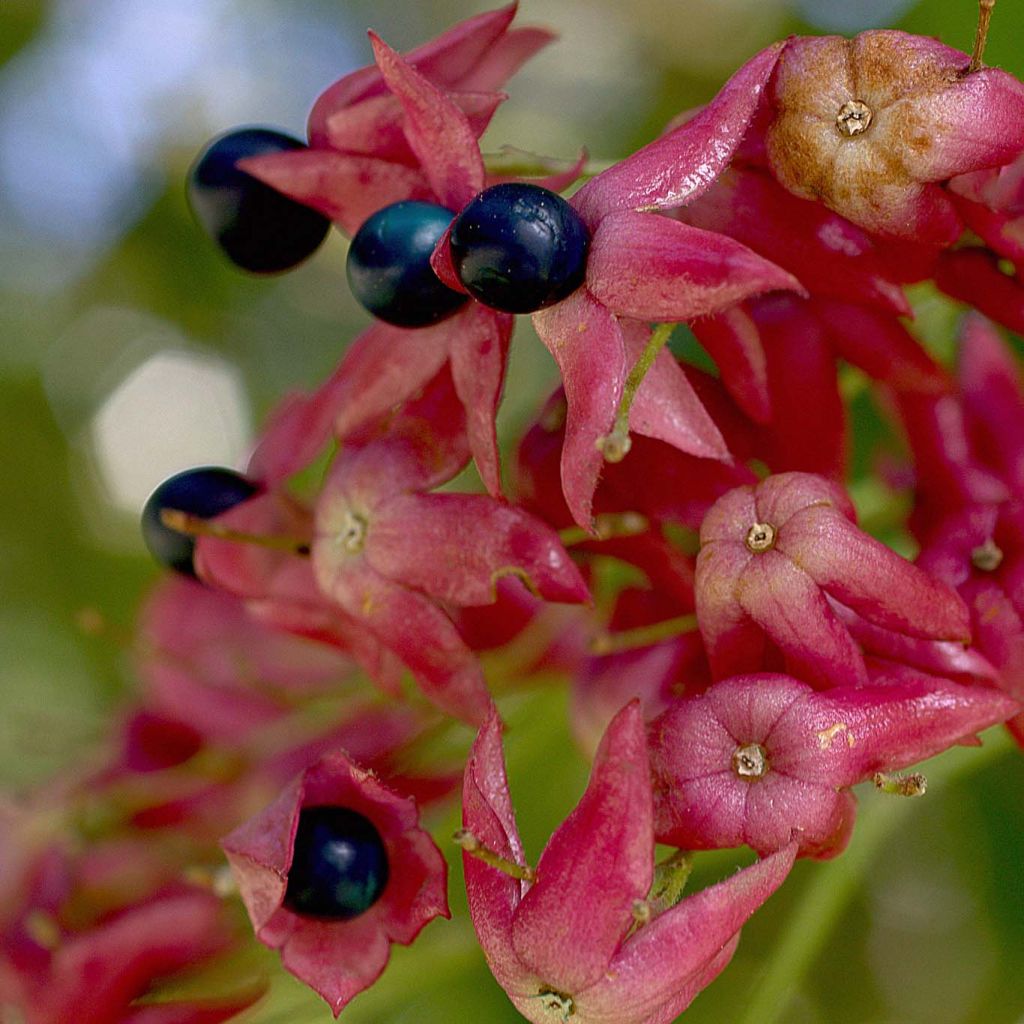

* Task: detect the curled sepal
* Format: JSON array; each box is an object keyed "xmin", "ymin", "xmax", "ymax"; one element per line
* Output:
[
  {"xmin": 222, "ymin": 750, "xmax": 449, "ymax": 1016},
  {"xmin": 572, "ymin": 42, "xmax": 784, "ymax": 226}
]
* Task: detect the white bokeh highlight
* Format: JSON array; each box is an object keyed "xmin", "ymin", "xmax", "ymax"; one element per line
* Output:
[{"xmin": 90, "ymin": 347, "xmax": 252, "ymax": 515}]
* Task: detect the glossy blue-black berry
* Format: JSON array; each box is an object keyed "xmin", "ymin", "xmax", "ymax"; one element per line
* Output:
[
  {"xmin": 187, "ymin": 127, "xmax": 330, "ymax": 274},
  {"xmin": 141, "ymin": 466, "xmax": 258, "ymax": 577},
  {"xmin": 346, "ymin": 201, "xmax": 468, "ymax": 327},
  {"xmin": 284, "ymin": 807, "xmax": 390, "ymax": 920},
  {"xmin": 449, "ymin": 182, "xmax": 590, "ymax": 314}
]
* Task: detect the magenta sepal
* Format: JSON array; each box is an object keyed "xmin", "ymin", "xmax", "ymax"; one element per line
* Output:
[
  {"xmin": 521, "ymin": 42, "xmax": 799, "ymax": 529},
  {"xmin": 649, "ymin": 672, "xmax": 1020, "ymax": 859},
  {"xmin": 681, "ymin": 166, "xmax": 912, "ymax": 317},
  {"xmin": 247, "ymin": 307, "xmax": 512, "ymax": 499},
  {"xmin": 307, "ymin": 5, "xmax": 534, "ymax": 146},
  {"xmin": 959, "ymin": 314, "xmax": 1024, "ymax": 493},
  {"xmin": 935, "ymin": 249, "xmax": 1024, "ymax": 337},
  {"xmin": 695, "ymin": 472, "xmax": 970, "ymax": 685},
  {"xmin": 571, "ymin": 42, "xmax": 785, "ymax": 227},
  {"xmin": 369, "ymin": 33, "xmax": 485, "ymax": 210},
  {"xmin": 462, "ymin": 703, "xmax": 797, "ymax": 1023},
  {"xmin": 221, "ymin": 750, "xmax": 449, "ymax": 1017},
  {"xmin": 585, "ymin": 212, "xmax": 802, "ymax": 322},
  {"xmin": 237, "ymin": 150, "xmax": 431, "ymax": 234}
]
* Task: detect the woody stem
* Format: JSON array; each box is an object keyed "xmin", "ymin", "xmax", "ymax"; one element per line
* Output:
[{"xmin": 969, "ymin": 0, "xmax": 996, "ymax": 73}]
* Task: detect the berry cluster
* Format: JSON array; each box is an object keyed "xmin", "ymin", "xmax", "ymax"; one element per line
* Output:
[{"xmin": 6, "ymin": 4, "xmax": 1024, "ymax": 1024}]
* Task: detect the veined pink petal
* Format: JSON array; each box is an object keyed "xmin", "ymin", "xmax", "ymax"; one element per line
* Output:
[
  {"xmin": 571, "ymin": 42, "xmax": 784, "ymax": 226},
  {"xmin": 579, "ymin": 843, "xmax": 796, "ymax": 1024},
  {"xmin": 239, "ymin": 150, "xmax": 429, "ymax": 235},
  {"xmin": 585, "ymin": 211, "xmax": 802, "ymax": 322},
  {"xmin": 816, "ymin": 298, "xmax": 948, "ymax": 393},
  {"xmin": 680, "ymin": 168, "xmax": 912, "ymax": 316},
  {"xmin": 532, "ymin": 289, "xmax": 627, "ymax": 529},
  {"xmin": 324, "ymin": 90, "xmax": 505, "ymax": 165},
  {"xmin": 365, "ymin": 492, "xmax": 588, "ymax": 606},
  {"xmin": 319, "ymin": 561, "xmax": 490, "ymax": 723},
  {"xmin": 831, "ymin": 598, "xmax": 1000, "ymax": 684},
  {"xmin": 370, "ymin": 34, "xmax": 485, "ymax": 210},
  {"xmin": 692, "ymin": 306, "xmax": 771, "ymax": 424},
  {"xmin": 771, "ymin": 675, "xmax": 1020, "ymax": 786},
  {"xmin": 737, "ymin": 550, "xmax": 869, "ymax": 686},
  {"xmin": 511, "ymin": 703, "xmax": 653, "ymax": 994},
  {"xmin": 622, "ymin": 319, "xmax": 730, "ymax": 461},
  {"xmin": 781, "ymin": 504, "xmax": 971, "ymax": 641},
  {"xmin": 649, "ymin": 675, "xmax": 857, "ymax": 856},
  {"xmin": 308, "ymin": 4, "xmax": 519, "ymax": 145},
  {"xmin": 325, "ymin": 321, "xmax": 454, "ymax": 446},
  {"xmin": 448, "ymin": 305, "xmax": 514, "ymax": 495}
]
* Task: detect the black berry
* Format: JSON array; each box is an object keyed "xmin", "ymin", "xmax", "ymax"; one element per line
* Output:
[
  {"xmin": 346, "ymin": 201, "xmax": 468, "ymax": 327},
  {"xmin": 141, "ymin": 467, "xmax": 257, "ymax": 577},
  {"xmin": 187, "ymin": 127, "xmax": 330, "ymax": 273},
  {"xmin": 449, "ymin": 183, "xmax": 590, "ymax": 313},
  {"xmin": 284, "ymin": 807, "xmax": 390, "ymax": 920}
]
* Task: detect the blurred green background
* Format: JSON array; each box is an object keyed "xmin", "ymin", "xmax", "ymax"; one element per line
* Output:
[{"xmin": 2, "ymin": 1, "xmax": 1024, "ymax": 1022}]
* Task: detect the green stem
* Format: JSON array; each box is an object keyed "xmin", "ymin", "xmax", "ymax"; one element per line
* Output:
[
  {"xmin": 599, "ymin": 322, "xmax": 675, "ymax": 463},
  {"xmin": 590, "ymin": 613, "xmax": 698, "ymax": 655},
  {"xmin": 737, "ymin": 728, "xmax": 1014, "ymax": 1024}
]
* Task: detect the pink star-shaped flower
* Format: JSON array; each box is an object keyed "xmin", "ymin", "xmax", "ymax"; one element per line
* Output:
[
  {"xmin": 199, "ymin": 369, "xmax": 587, "ymax": 725},
  {"xmin": 243, "ymin": 7, "xmax": 573, "ymax": 496},
  {"xmin": 428, "ymin": 44, "xmax": 801, "ymax": 527},
  {"xmin": 649, "ymin": 671, "xmax": 1019, "ymax": 859},
  {"xmin": 695, "ymin": 471, "xmax": 970, "ymax": 686},
  {"xmin": 222, "ymin": 749, "xmax": 449, "ymax": 1016}
]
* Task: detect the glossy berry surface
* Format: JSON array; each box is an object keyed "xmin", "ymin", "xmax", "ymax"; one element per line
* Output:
[
  {"xmin": 284, "ymin": 807, "xmax": 390, "ymax": 920},
  {"xmin": 346, "ymin": 201, "xmax": 468, "ymax": 327},
  {"xmin": 188, "ymin": 127, "xmax": 330, "ymax": 274},
  {"xmin": 449, "ymin": 182, "xmax": 590, "ymax": 313},
  {"xmin": 141, "ymin": 466, "xmax": 258, "ymax": 577}
]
